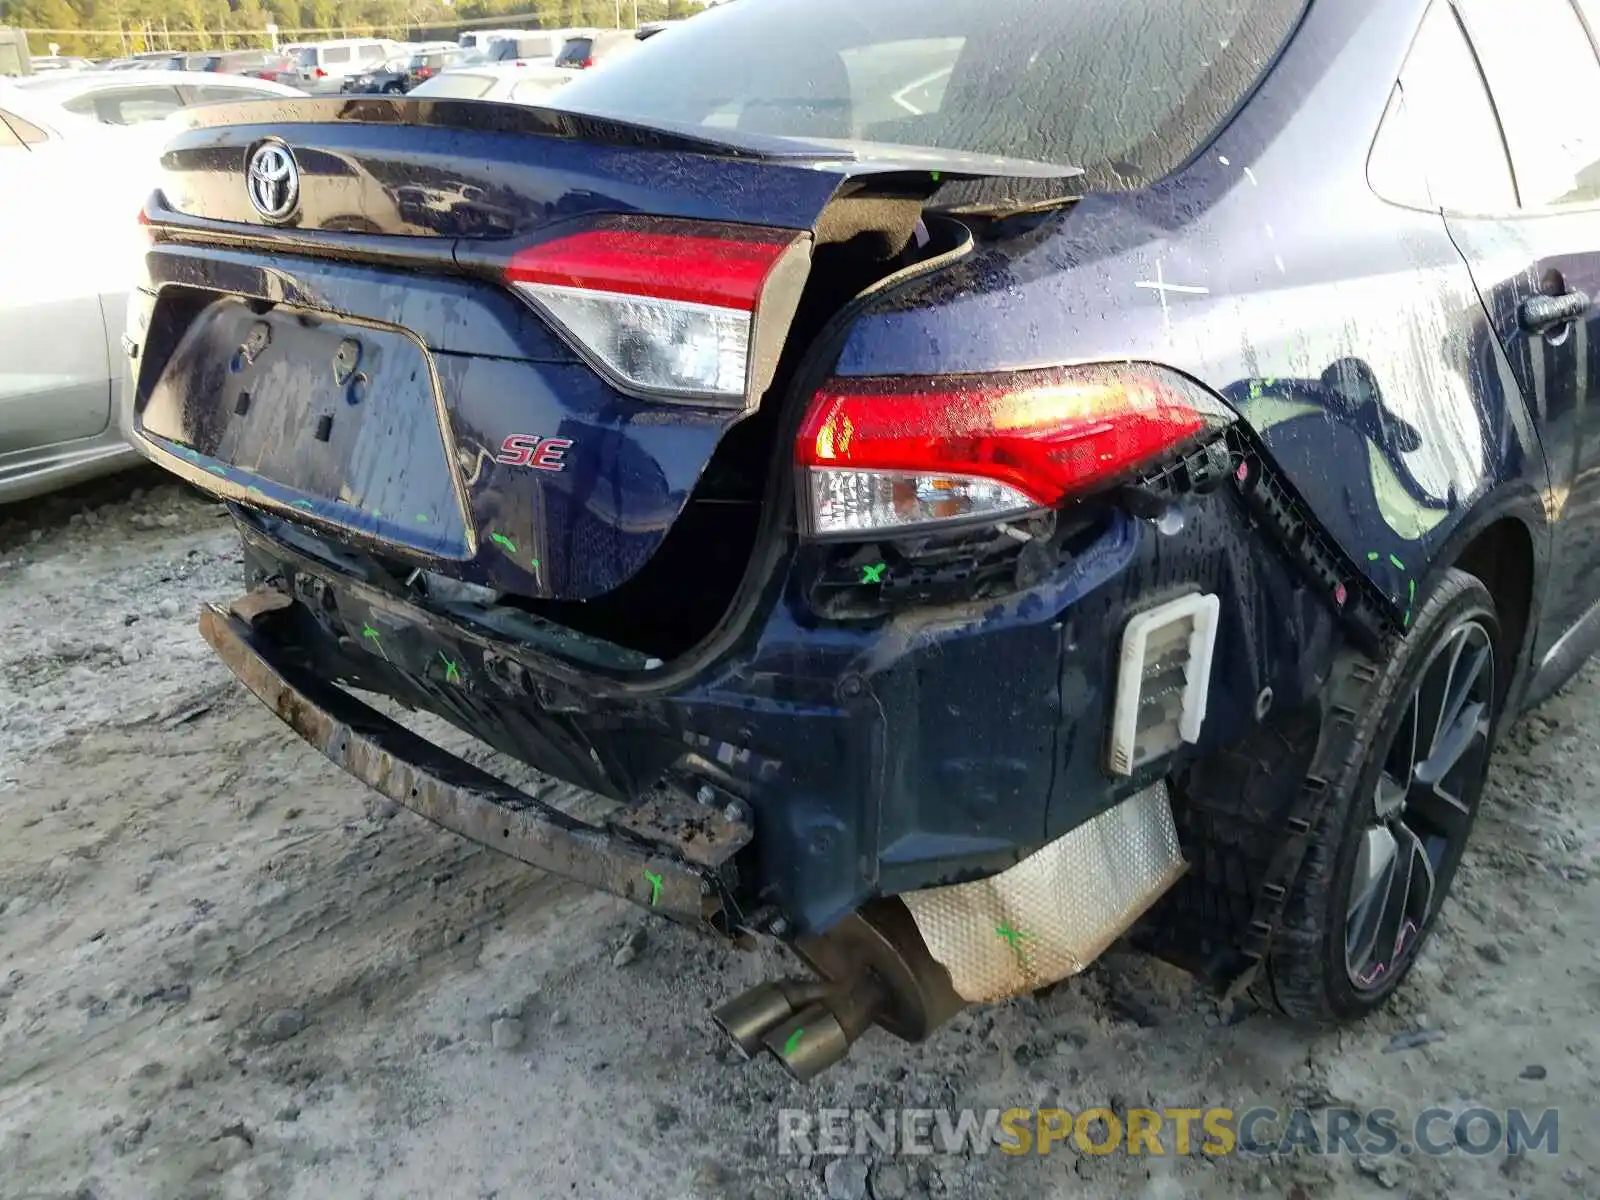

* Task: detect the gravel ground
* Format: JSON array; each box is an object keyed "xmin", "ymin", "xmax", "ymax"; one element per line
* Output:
[{"xmin": 1, "ymin": 474, "xmax": 1597, "ymax": 1200}]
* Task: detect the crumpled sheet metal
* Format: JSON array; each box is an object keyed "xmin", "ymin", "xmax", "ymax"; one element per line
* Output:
[{"xmin": 901, "ymin": 784, "xmax": 1186, "ymax": 1003}]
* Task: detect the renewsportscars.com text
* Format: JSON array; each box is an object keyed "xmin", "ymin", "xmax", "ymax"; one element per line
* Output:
[{"xmin": 778, "ymin": 1106, "xmax": 1559, "ymax": 1159}]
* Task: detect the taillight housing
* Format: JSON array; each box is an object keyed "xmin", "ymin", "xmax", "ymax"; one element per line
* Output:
[
  {"xmin": 796, "ymin": 363, "xmax": 1234, "ymax": 537},
  {"xmin": 314, "ymin": 67, "xmax": 327, "ymax": 78},
  {"xmin": 504, "ymin": 219, "xmax": 809, "ymax": 407}
]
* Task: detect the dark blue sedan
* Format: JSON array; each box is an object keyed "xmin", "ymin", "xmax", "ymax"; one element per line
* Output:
[{"xmin": 123, "ymin": 0, "xmax": 1600, "ymax": 1078}]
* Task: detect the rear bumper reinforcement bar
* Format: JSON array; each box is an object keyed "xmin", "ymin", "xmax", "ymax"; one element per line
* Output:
[{"xmin": 198, "ymin": 592, "xmax": 727, "ymax": 927}]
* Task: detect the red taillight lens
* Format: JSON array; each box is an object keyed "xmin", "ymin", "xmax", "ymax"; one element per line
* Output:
[
  {"xmin": 314, "ymin": 67, "xmax": 326, "ymax": 78},
  {"xmin": 582, "ymin": 56, "xmax": 595, "ymax": 67},
  {"xmin": 504, "ymin": 223, "xmax": 807, "ymax": 405},
  {"xmin": 796, "ymin": 364, "xmax": 1233, "ymax": 536},
  {"xmin": 507, "ymin": 227, "xmax": 792, "ymax": 310}
]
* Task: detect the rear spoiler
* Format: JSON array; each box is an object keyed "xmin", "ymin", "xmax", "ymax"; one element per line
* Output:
[{"xmin": 173, "ymin": 94, "xmax": 1086, "ymax": 210}]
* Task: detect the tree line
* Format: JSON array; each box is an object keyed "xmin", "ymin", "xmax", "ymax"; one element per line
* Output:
[{"xmin": 8, "ymin": 0, "xmax": 706, "ymax": 59}]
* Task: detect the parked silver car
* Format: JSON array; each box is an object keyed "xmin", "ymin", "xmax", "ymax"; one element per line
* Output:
[{"xmin": 0, "ymin": 74, "xmax": 298, "ymax": 503}]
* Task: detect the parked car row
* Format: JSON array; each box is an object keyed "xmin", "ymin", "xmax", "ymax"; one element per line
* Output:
[
  {"xmin": 341, "ymin": 45, "xmax": 465, "ymax": 95},
  {"xmin": 28, "ymin": 21, "xmax": 681, "ymax": 92}
]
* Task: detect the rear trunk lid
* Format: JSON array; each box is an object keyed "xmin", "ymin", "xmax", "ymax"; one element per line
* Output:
[{"xmin": 130, "ymin": 98, "xmax": 1071, "ymax": 603}]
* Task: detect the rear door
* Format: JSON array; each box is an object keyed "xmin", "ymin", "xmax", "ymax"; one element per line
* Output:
[
  {"xmin": 1441, "ymin": 0, "xmax": 1600, "ymax": 655},
  {"xmin": 0, "ymin": 108, "xmax": 113, "ymax": 452}
]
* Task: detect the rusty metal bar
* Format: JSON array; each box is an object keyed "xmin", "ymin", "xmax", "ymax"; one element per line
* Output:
[{"xmin": 198, "ymin": 598, "xmax": 718, "ymax": 925}]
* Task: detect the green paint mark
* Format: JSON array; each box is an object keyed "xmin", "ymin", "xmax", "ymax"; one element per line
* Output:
[
  {"xmin": 440, "ymin": 653, "xmax": 461, "ymax": 684},
  {"xmin": 414, "ymin": 513, "xmax": 430, "ymax": 524},
  {"xmin": 370, "ymin": 509, "xmax": 383, "ymax": 519},
  {"xmin": 861, "ymin": 562, "xmax": 887, "ymax": 585},
  {"xmin": 930, "ymin": 170, "xmax": 941, "ymax": 183},
  {"xmin": 1366, "ymin": 552, "xmax": 1380, "ymax": 562},
  {"xmin": 292, "ymin": 499, "xmax": 315, "ymax": 510},
  {"xmin": 530, "ymin": 558, "xmax": 540, "ymax": 570},
  {"xmin": 1388, "ymin": 553, "xmax": 1406, "ymax": 571},
  {"xmin": 490, "ymin": 532, "xmax": 518, "ymax": 554},
  {"xmin": 783, "ymin": 1027, "xmax": 805, "ymax": 1057},
  {"xmin": 995, "ymin": 922, "xmax": 1033, "ymax": 952},
  {"xmin": 246, "ymin": 485, "xmax": 265, "ymax": 496},
  {"xmin": 205, "ymin": 464, "xmax": 228, "ymax": 478},
  {"xmin": 362, "ymin": 623, "xmax": 388, "ymax": 661},
  {"xmin": 643, "ymin": 869, "xmax": 663, "ymax": 907}
]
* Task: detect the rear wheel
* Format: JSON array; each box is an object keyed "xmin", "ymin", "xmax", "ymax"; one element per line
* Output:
[{"xmin": 1261, "ymin": 569, "xmax": 1501, "ymax": 1020}]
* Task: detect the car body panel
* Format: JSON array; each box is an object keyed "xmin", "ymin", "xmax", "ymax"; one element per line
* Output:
[
  {"xmin": 119, "ymin": 0, "xmax": 1600, "ymax": 939},
  {"xmin": 224, "ymin": 470, "xmax": 1339, "ymax": 935},
  {"xmin": 832, "ymin": 0, "xmax": 1551, "ymax": 637},
  {"xmin": 0, "ymin": 85, "xmax": 214, "ymax": 501}
]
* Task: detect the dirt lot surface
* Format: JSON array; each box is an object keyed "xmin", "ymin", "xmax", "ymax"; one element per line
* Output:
[{"xmin": 1, "ymin": 474, "xmax": 1596, "ymax": 1200}]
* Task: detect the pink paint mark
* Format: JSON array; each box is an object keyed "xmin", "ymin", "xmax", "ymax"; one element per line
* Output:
[
  {"xmin": 1333, "ymin": 582, "xmax": 1348, "ymax": 607},
  {"xmin": 1356, "ymin": 919, "xmax": 1419, "ymax": 986},
  {"xmin": 1235, "ymin": 460, "xmax": 1250, "ymax": 483}
]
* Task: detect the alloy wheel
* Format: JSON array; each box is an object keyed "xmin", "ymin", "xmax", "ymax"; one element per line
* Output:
[{"xmin": 1344, "ymin": 618, "xmax": 1494, "ymax": 990}]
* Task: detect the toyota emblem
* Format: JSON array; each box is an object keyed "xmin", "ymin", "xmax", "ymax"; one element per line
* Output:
[{"xmin": 246, "ymin": 142, "xmax": 299, "ymax": 223}]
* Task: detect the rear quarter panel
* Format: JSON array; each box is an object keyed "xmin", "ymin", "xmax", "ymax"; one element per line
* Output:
[
  {"xmin": 835, "ymin": 0, "xmax": 1549, "ymax": 624},
  {"xmin": 831, "ymin": 0, "xmax": 1551, "ymax": 833}
]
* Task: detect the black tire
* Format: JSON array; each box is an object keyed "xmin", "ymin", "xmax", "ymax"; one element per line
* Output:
[{"xmin": 1258, "ymin": 568, "xmax": 1502, "ymax": 1021}]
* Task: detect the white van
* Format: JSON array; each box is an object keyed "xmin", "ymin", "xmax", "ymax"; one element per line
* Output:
[{"xmin": 290, "ymin": 38, "xmax": 406, "ymax": 93}]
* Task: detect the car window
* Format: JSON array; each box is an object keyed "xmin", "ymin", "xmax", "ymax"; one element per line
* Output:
[
  {"xmin": 60, "ymin": 85, "xmax": 186, "ymax": 126},
  {"xmin": 359, "ymin": 44, "xmax": 388, "ymax": 63},
  {"xmin": 556, "ymin": 0, "xmax": 1309, "ymax": 189},
  {"xmin": 323, "ymin": 47, "xmax": 352, "ymax": 65},
  {"xmin": 839, "ymin": 38, "xmax": 963, "ymax": 127},
  {"xmin": 0, "ymin": 113, "xmax": 23, "ymax": 149},
  {"xmin": 293, "ymin": 47, "xmax": 318, "ymax": 68},
  {"xmin": 1, "ymin": 108, "xmax": 48, "ymax": 144},
  {"xmin": 189, "ymin": 84, "xmax": 276, "ymax": 105},
  {"xmin": 1458, "ymin": 0, "xmax": 1600, "ymax": 209},
  {"xmin": 1368, "ymin": 1, "xmax": 1516, "ymax": 215},
  {"xmin": 555, "ymin": 37, "xmax": 594, "ymax": 66}
]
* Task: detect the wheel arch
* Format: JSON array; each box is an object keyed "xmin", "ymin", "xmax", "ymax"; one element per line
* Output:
[{"xmin": 1421, "ymin": 487, "xmax": 1548, "ymax": 715}]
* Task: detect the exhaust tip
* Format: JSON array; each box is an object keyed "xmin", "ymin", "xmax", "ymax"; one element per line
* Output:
[
  {"xmin": 762, "ymin": 1002, "xmax": 852, "ymax": 1083},
  {"xmin": 710, "ymin": 980, "xmax": 822, "ymax": 1059}
]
